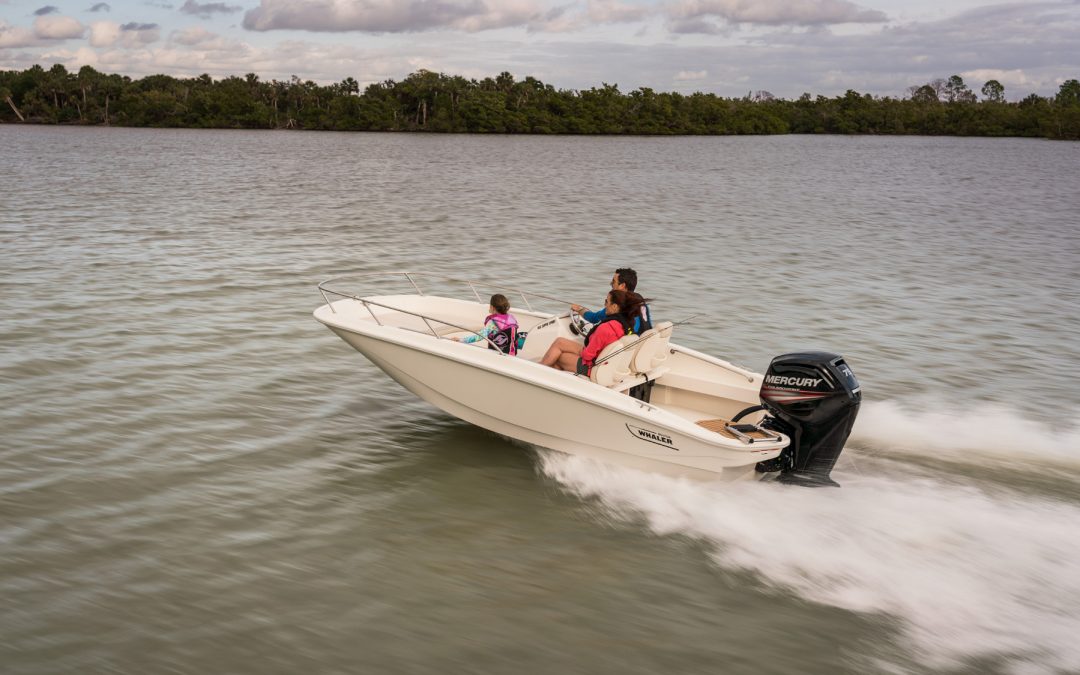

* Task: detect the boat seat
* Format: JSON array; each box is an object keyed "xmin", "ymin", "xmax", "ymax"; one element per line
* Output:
[
  {"xmin": 611, "ymin": 367, "xmax": 670, "ymax": 393},
  {"xmin": 589, "ymin": 335, "xmax": 638, "ymax": 388},
  {"xmin": 630, "ymin": 321, "xmax": 674, "ymax": 376}
]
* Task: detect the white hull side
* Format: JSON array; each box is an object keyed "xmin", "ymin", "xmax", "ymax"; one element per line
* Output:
[{"xmin": 330, "ymin": 326, "xmax": 779, "ymax": 482}]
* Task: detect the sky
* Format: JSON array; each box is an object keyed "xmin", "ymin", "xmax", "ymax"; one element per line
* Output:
[{"xmin": 1, "ymin": 0, "xmax": 1078, "ymax": 100}]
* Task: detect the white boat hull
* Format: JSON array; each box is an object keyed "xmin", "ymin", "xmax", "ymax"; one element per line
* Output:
[{"xmin": 316, "ymin": 291, "xmax": 787, "ymax": 482}]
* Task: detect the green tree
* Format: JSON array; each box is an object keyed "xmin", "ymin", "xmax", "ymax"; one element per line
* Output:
[
  {"xmin": 981, "ymin": 79, "xmax": 1005, "ymax": 103},
  {"xmin": 73, "ymin": 65, "xmax": 104, "ymax": 122},
  {"xmin": 3, "ymin": 64, "xmax": 1079, "ymax": 140},
  {"xmin": 99, "ymin": 73, "xmax": 126, "ymax": 124},
  {"xmin": 459, "ymin": 89, "xmax": 508, "ymax": 132},
  {"xmin": 911, "ymin": 84, "xmax": 939, "ymax": 104},
  {"xmin": 337, "ymin": 77, "xmax": 359, "ymax": 96},
  {"xmin": 1056, "ymin": 79, "xmax": 1080, "ymax": 106},
  {"xmin": 0, "ymin": 84, "xmax": 25, "ymax": 121},
  {"xmin": 944, "ymin": 75, "xmax": 976, "ymax": 103}
]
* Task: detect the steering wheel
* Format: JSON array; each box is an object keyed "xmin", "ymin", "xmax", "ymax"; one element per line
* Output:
[{"xmin": 568, "ymin": 309, "xmax": 589, "ymax": 336}]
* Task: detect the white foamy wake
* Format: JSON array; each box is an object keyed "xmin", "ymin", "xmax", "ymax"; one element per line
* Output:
[
  {"xmin": 850, "ymin": 399, "xmax": 1080, "ymax": 469},
  {"xmin": 540, "ymin": 451, "xmax": 1080, "ymax": 673}
]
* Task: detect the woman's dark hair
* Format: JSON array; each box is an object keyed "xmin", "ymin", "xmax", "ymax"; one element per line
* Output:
[
  {"xmin": 608, "ymin": 289, "xmax": 647, "ymax": 318},
  {"xmin": 490, "ymin": 293, "xmax": 510, "ymax": 314}
]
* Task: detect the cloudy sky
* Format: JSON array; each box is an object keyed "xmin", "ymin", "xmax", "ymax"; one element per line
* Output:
[{"xmin": 1, "ymin": 0, "xmax": 1078, "ymax": 99}]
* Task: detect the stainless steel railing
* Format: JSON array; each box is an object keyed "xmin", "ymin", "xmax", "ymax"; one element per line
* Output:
[
  {"xmin": 318, "ymin": 271, "xmax": 578, "ymax": 354},
  {"xmin": 319, "ymin": 271, "xmax": 576, "ymax": 314}
]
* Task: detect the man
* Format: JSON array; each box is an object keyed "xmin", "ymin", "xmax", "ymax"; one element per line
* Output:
[{"xmin": 571, "ymin": 267, "xmax": 652, "ymax": 334}]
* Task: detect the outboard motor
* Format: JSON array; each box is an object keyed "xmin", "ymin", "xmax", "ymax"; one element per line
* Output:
[{"xmin": 754, "ymin": 352, "xmax": 861, "ymax": 487}]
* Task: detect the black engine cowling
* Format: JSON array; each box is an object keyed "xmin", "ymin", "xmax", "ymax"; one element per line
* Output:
[{"xmin": 755, "ymin": 352, "xmax": 861, "ymax": 487}]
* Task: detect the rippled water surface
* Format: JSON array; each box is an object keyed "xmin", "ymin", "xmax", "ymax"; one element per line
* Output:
[{"xmin": 2, "ymin": 126, "xmax": 1079, "ymax": 674}]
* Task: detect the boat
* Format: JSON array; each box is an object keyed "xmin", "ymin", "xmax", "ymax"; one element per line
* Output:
[{"xmin": 314, "ymin": 272, "xmax": 861, "ymax": 485}]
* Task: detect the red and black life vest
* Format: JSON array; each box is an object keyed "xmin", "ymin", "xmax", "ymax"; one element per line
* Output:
[{"xmin": 583, "ymin": 313, "xmax": 635, "ymax": 348}]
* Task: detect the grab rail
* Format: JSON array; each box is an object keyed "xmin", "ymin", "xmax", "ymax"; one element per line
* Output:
[
  {"xmin": 326, "ymin": 292, "xmax": 512, "ymax": 353},
  {"xmin": 319, "ymin": 271, "xmax": 577, "ymax": 316},
  {"xmin": 318, "ymin": 271, "xmax": 578, "ymax": 355}
]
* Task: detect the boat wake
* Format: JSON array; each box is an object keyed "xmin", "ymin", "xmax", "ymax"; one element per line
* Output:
[
  {"xmin": 850, "ymin": 397, "xmax": 1080, "ymax": 469},
  {"xmin": 539, "ymin": 399, "xmax": 1080, "ymax": 673}
]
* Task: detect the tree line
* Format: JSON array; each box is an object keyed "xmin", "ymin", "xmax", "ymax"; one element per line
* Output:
[{"xmin": 2, "ymin": 65, "xmax": 1078, "ymax": 140}]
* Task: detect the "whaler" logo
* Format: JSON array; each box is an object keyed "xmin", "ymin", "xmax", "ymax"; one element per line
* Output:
[{"xmin": 626, "ymin": 424, "xmax": 678, "ymax": 450}]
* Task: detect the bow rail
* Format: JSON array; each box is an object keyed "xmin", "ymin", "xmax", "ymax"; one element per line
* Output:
[{"xmin": 318, "ymin": 271, "xmax": 578, "ymax": 354}]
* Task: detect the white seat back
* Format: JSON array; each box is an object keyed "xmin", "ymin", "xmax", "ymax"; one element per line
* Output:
[
  {"xmin": 630, "ymin": 321, "xmax": 673, "ymax": 374},
  {"xmin": 589, "ymin": 335, "xmax": 637, "ymax": 387}
]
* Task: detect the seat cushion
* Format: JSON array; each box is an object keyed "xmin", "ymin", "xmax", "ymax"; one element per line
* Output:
[{"xmin": 590, "ymin": 335, "xmax": 637, "ymax": 387}]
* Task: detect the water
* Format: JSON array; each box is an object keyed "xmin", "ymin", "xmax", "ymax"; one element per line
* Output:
[{"xmin": 2, "ymin": 126, "xmax": 1079, "ymax": 674}]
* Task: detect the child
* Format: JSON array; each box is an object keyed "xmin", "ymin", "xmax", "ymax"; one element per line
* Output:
[{"xmin": 453, "ymin": 294, "xmax": 519, "ymax": 355}]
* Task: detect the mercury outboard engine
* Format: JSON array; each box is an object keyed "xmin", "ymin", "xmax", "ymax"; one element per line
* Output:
[{"xmin": 752, "ymin": 352, "xmax": 861, "ymax": 487}]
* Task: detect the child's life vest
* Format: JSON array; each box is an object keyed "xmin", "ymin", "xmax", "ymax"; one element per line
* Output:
[{"xmin": 485, "ymin": 313, "xmax": 519, "ymax": 355}]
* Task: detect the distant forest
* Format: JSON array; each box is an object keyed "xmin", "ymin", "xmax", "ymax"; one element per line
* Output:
[{"xmin": 2, "ymin": 64, "xmax": 1079, "ymax": 140}]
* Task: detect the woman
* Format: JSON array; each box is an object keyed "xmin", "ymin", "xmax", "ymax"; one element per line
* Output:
[{"xmin": 540, "ymin": 289, "xmax": 646, "ymax": 376}]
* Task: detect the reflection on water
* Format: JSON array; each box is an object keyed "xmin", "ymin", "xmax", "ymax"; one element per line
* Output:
[{"xmin": 1, "ymin": 126, "xmax": 1079, "ymax": 674}]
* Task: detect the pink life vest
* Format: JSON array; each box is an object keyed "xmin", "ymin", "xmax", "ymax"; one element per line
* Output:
[{"xmin": 485, "ymin": 313, "xmax": 519, "ymax": 355}]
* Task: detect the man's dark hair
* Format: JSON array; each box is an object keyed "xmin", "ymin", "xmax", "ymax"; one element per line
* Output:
[{"xmin": 615, "ymin": 267, "xmax": 637, "ymax": 292}]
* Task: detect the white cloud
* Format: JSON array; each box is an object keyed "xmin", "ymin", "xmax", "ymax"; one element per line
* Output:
[
  {"xmin": 169, "ymin": 26, "xmax": 248, "ymax": 54},
  {"xmin": 237, "ymin": 0, "xmax": 886, "ymax": 33},
  {"xmin": 962, "ymin": 68, "xmax": 1034, "ymax": 93},
  {"xmin": 242, "ymin": 0, "xmax": 548, "ymax": 33},
  {"xmin": 666, "ymin": 0, "xmax": 887, "ymax": 26},
  {"xmin": 119, "ymin": 22, "xmax": 161, "ymax": 47},
  {"xmin": 179, "ymin": 0, "xmax": 242, "ymax": 19},
  {"xmin": 675, "ymin": 69, "xmax": 707, "ymax": 80},
  {"xmin": 461, "ymin": 1, "xmax": 558, "ymax": 32},
  {"xmin": 33, "ymin": 15, "xmax": 86, "ymax": 39},
  {"xmin": 88, "ymin": 20, "xmax": 120, "ymax": 47},
  {"xmin": 587, "ymin": 0, "xmax": 651, "ymax": 23},
  {"xmin": 0, "ymin": 21, "xmax": 37, "ymax": 48},
  {"xmin": 88, "ymin": 20, "xmax": 160, "ymax": 48},
  {"xmin": 667, "ymin": 17, "xmax": 722, "ymax": 33},
  {"xmin": 23, "ymin": 38, "xmax": 412, "ymax": 86},
  {"xmin": 171, "ymin": 26, "xmax": 216, "ymax": 46}
]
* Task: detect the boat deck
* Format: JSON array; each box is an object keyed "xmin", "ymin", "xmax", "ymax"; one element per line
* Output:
[{"xmin": 695, "ymin": 418, "xmax": 776, "ymax": 441}]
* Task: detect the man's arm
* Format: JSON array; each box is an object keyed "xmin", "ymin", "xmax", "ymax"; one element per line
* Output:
[{"xmin": 581, "ymin": 307, "xmax": 606, "ymax": 324}]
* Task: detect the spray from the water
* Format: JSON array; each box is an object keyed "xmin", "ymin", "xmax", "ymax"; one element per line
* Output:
[
  {"xmin": 851, "ymin": 399, "xmax": 1080, "ymax": 469},
  {"xmin": 539, "ymin": 399, "xmax": 1080, "ymax": 673}
]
